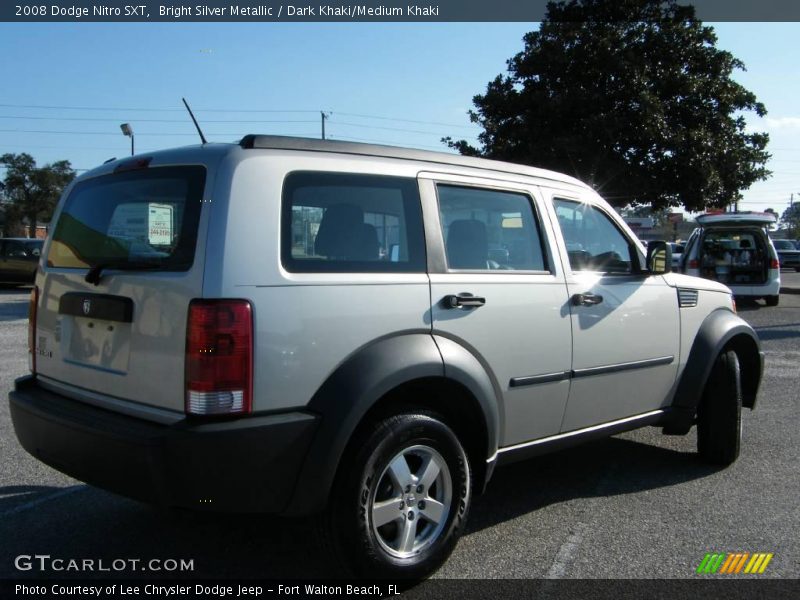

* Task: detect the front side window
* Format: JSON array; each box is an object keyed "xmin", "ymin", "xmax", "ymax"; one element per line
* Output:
[
  {"xmin": 437, "ymin": 185, "xmax": 548, "ymax": 272},
  {"xmin": 553, "ymin": 199, "xmax": 634, "ymax": 274},
  {"xmin": 282, "ymin": 172, "xmax": 425, "ymax": 273}
]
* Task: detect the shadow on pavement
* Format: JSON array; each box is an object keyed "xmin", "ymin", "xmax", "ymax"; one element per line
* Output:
[{"xmin": 0, "ymin": 436, "xmax": 718, "ymax": 579}]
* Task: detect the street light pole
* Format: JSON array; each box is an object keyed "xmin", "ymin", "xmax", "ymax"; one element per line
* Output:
[{"xmin": 120, "ymin": 123, "xmax": 134, "ymax": 156}]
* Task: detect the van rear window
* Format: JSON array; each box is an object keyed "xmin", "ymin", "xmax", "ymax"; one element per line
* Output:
[{"xmin": 47, "ymin": 166, "xmax": 205, "ymax": 270}]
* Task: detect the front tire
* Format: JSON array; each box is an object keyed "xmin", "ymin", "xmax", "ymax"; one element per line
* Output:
[
  {"xmin": 322, "ymin": 411, "xmax": 471, "ymax": 579},
  {"xmin": 765, "ymin": 295, "xmax": 779, "ymax": 307},
  {"xmin": 697, "ymin": 350, "xmax": 742, "ymax": 466}
]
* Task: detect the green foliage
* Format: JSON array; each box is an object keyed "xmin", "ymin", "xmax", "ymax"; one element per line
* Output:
[
  {"xmin": 445, "ymin": 0, "xmax": 771, "ymax": 212},
  {"xmin": 0, "ymin": 152, "xmax": 75, "ymax": 237},
  {"xmin": 780, "ymin": 204, "xmax": 800, "ymax": 238}
]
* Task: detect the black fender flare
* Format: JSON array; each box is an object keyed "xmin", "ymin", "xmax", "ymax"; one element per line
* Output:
[
  {"xmin": 665, "ymin": 309, "xmax": 763, "ymax": 434},
  {"xmin": 283, "ymin": 332, "xmax": 501, "ymax": 516}
]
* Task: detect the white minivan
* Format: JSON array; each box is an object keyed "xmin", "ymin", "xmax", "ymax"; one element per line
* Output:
[{"xmin": 680, "ymin": 212, "xmax": 781, "ymax": 306}]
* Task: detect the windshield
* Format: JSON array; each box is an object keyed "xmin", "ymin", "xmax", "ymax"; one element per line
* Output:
[
  {"xmin": 773, "ymin": 240, "xmax": 795, "ymax": 250},
  {"xmin": 47, "ymin": 166, "xmax": 205, "ymax": 270}
]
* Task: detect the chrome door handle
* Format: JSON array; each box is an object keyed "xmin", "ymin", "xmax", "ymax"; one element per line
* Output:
[{"xmin": 571, "ymin": 293, "xmax": 604, "ymax": 306}]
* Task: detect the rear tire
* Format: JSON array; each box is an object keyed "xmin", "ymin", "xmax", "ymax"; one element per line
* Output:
[
  {"xmin": 697, "ymin": 350, "xmax": 742, "ymax": 466},
  {"xmin": 320, "ymin": 411, "xmax": 471, "ymax": 579},
  {"xmin": 765, "ymin": 295, "xmax": 779, "ymax": 307}
]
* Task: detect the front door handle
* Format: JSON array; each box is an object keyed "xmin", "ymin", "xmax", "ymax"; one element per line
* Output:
[
  {"xmin": 571, "ymin": 293, "xmax": 604, "ymax": 306},
  {"xmin": 444, "ymin": 293, "xmax": 486, "ymax": 309}
]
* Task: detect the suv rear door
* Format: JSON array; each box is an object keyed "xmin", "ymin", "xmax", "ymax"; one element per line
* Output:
[
  {"xmin": 422, "ymin": 173, "xmax": 573, "ymax": 446},
  {"xmin": 34, "ymin": 164, "xmax": 209, "ymax": 415}
]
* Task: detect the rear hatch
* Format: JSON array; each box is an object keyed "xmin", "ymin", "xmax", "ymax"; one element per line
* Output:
[
  {"xmin": 696, "ymin": 226, "xmax": 771, "ymax": 285},
  {"xmin": 696, "ymin": 212, "xmax": 777, "ymax": 227},
  {"xmin": 34, "ymin": 163, "xmax": 209, "ymax": 415}
]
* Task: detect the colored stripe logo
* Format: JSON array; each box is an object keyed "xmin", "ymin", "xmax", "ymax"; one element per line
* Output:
[{"xmin": 696, "ymin": 552, "xmax": 773, "ymax": 574}]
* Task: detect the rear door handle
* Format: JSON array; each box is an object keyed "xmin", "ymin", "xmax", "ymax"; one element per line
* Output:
[
  {"xmin": 444, "ymin": 293, "xmax": 486, "ymax": 309},
  {"xmin": 571, "ymin": 293, "xmax": 604, "ymax": 306}
]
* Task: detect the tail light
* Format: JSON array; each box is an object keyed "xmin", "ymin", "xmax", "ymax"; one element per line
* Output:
[
  {"xmin": 185, "ymin": 299, "xmax": 253, "ymax": 416},
  {"xmin": 688, "ymin": 259, "xmax": 699, "ymax": 269},
  {"xmin": 28, "ymin": 286, "xmax": 39, "ymax": 374},
  {"xmin": 769, "ymin": 258, "xmax": 780, "ymax": 269}
]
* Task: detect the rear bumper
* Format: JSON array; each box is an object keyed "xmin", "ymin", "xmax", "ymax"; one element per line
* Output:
[
  {"xmin": 9, "ymin": 376, "xmax": 319, "ymax": 513},
  {"xmin": 728, "ymin": 278, "xmax": 780, "ymax": 298}
]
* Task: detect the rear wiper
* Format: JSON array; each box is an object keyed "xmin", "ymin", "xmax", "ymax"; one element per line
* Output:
[{"xmin": 85, "ymin": 261, "xmax": 164, "ymax": 286}]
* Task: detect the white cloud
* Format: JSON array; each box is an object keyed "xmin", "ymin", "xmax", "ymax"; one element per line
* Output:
[{"xmin": 762, "ymin": 117, "xmax": 800, "ymax": 132}]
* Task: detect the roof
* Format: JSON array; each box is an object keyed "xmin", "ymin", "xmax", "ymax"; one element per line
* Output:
[{"xmin": 239, "ymin": 135, "xmax": 588, "ymax": 188}]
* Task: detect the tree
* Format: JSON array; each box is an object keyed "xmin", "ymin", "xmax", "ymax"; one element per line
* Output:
[
  {"xmin": 445, "ymin": 0, "xmax": 771, "ymax": 212},
  {"xmin": 0, "ymin": 153, "xmax": 75, "ymax": 237},
  {"xmin": 780, "ymin": 204, "xmax": 800, "ymax": 239}
]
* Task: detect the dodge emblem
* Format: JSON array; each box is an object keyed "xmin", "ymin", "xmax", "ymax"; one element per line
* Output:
[{"xmin": 82, "ymin": 299, "xmax": 91, "ymax": 315}]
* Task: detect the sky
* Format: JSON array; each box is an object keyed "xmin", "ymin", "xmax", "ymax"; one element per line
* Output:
[{"xmin": 0, "ymin": 21, "xmax": 798, "ymax": 218}]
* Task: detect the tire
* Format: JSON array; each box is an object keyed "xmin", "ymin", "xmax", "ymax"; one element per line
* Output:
[
  {"xmin": 321, "ymin": 411, "xmax": 472, "ymax": 579},
  {"xmin": 765, "ymin": 295, "xmax": 779, "ymax": 307},
  {"xmin": 697, "ymin": 350, "xmax": 742, "ymax": 466}
]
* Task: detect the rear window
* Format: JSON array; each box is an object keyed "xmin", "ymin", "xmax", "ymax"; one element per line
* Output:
[
  {"xmin": 282, "ymin": 171, "xmax": 425, "ymax": 273},
  {"xmin": 47, "ymin": 166, "xmax": 205, "ymax": 270}
]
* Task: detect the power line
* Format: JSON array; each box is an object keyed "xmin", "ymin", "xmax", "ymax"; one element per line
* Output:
[
  {"xmin": 0, "ymin": 129, "xmax": 315, "ymax": 137},
  {"xmin": 0, "ymin": 115, "xmax": 319, "ymax": 124},
  {"xmin": 0, "ymin": 103, "xmax": 322, "ymax": 113},
  {"xmin": 334, "ymin": 111, "xmax": 480, "ymax": 130},
  {"xmin": 330, "ymin": 120, "xmax": 466, "ymax": 137},
  {"xmin": 0, "ymin": 104, "xmax": 480, "ymax": 129}
]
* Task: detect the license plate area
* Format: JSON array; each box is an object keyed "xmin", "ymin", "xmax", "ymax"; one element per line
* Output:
[{"xmin": 58, "ymin": 293, "xmax": 133, "ymax": 374}]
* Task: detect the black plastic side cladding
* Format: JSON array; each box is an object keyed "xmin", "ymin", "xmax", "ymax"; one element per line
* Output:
[
  {"xmin": 285, "ymin": 334, "xmax": 444, "ymax": 516},
  {"xmin": 284, "ymin": 333, "xmax": 503, "ymax": 516},
  {"xmin": 664, "ymin": 309, "xmax": 763, "ymax": 435}
]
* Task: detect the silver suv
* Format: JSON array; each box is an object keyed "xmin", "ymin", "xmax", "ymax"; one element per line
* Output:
[{"xmin": 10, "ymin": 137, "xmax": 764, "ymax": 578}]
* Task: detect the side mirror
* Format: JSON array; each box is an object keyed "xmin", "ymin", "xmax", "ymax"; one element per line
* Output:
[{"xmin": 646, "ymin": 241, "xmax": 672, "ymax": 274}]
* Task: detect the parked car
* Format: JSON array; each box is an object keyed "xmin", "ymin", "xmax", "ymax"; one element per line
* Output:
[
  {"xmin": 0, "ymin": 238, "xmax": 43, "ymax": 285},
  {"xmin": 772, "ymin": 239, "xmax": 800, "ymax": 271},
  {"xmin": 681, "ymin": 212, "xmax": 781, "ymax": 306},
  {"xmin": 10, "ymin": 137, "xmax": 764, "ymax": 578},
  {"xmin": 670, "ymin": 242, "xmax": 685, "ymax": 270}
]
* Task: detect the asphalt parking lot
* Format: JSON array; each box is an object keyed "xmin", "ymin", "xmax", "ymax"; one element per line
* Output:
[{"xmin": 0, "ymin": 280, "xmax": 798, "ymax": 582}]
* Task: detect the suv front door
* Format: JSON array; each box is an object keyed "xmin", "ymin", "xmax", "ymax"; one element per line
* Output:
[{"xmin": 549, "ymin": 194, "xmax": 680, "ymax": 431}]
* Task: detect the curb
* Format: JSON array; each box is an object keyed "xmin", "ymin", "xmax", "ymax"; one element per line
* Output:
[{"xmin": 780, "ymin": 287, "xmax": 800, "ymax": 295}]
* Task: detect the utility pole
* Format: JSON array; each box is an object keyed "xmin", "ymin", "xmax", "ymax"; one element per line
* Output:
[{"xmin": 320, "ymin": 111, "xmax": 330, "ymax": 140}]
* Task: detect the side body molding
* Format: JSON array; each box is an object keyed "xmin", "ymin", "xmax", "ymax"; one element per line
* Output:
[
  {"xmin": 665, "ymin": 309, "xmax": 764, "ymax": 434},
  {"xmin": 285, "ymin": 333, "xmax": 443, "ymax": 516}
]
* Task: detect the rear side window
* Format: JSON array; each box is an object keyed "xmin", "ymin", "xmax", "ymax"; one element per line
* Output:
[
  {"xmin": 47, "ymin": 166, "xmax": 205, "ymax": 270},
  {"xmin": 282, "ymin": 172, "xmax": 425, "ymax": 273}
]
